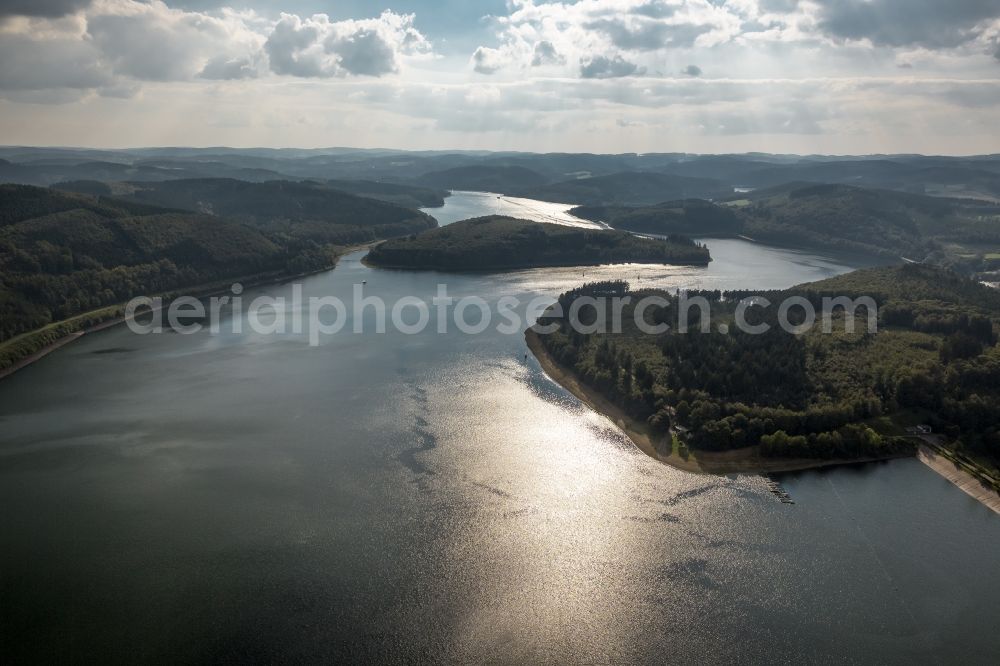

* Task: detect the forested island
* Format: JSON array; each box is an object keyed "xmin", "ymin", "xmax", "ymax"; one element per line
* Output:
[
  {"xmin": 364, "ymin": 216, "xmax": 710, "ymax": 271},
  {"xmin": 528, "ymin": 264, "xmax": 1000, "ymax": 480},
  {"xmin": 0, "ymin": 184, "xmax": 436, "ymax": 371}
]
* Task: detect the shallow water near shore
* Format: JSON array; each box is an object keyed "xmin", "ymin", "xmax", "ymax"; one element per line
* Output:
[{"xmin": 2, "ymin": 195, "xmax": 999, "ymax": 662}]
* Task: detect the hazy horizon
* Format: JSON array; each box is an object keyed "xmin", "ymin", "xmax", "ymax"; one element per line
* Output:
[
  {"xmin": 3, "ymin": 144, "xmax": 1000, "ymax": 159},
  {"xmin": 1, "ymin": 1, "xmax": 999, "ymax": 154}
]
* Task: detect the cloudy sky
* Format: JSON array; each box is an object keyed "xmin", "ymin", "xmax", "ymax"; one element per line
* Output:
[{"xmin": 1, "ymin": 0, "xmax": 998, "ymax": 154}]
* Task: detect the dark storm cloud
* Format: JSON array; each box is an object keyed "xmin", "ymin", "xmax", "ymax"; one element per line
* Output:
[
  {"xmin": 683, "ymin": 64, "xmax": 702, "ymax": 77},
  {"xmin": 0, "ymin": 0, "xmax": 91, "ymax": 17},
  {"xmin": 580, "ymin": 55, "xmax": 645, "ymax": 79},
  {"xmin": 813, "ymin": 0, "xmax": 1000, "ymax": 49}
]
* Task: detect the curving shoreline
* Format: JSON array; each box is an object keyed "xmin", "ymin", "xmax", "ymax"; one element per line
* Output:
[
  {"xmin": 525, "ymin": 327, "xmax": 912, "ymax": 476},
  {"xmin": 0, "ymin": 244, "xmax": 376, "ymax": 383}
]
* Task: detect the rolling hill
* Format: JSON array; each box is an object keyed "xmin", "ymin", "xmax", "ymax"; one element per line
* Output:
[
  {"xmin": 324, "ymin": 179, "xmax": 446, "ymax": 208},
  {"xmin": 573, "ymin": 183, "xmax": 1000, "ymax": 266},
  {"xmin": 52, "ymin": 178, "xmax": 439, "ymax": 246},
  {"xmin": 572, "ymin": 199, "xmax": 742, "ymax": 236},
  {"xmin": 518, "ymin": 171, "xmax": 729, "ymax": 206},
  {"xmin": 0, "ymin": 186, "xmax": 293, "ymax": 346},
  {"xmin": 0, "ymin": 183, "xmax": 439, "ymax": 369},
  {"xmin": 736, "ymin": 183, "xmax": 1000, "ymax": 261},
  {"xmin": 412, "ymin": 165, "xmax": 549, "ymax": 192}
]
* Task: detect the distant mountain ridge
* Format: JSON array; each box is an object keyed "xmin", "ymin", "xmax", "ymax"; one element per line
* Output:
[{"xmin": 3, "ymin": 147, "xmax": 1000, "ymax": 202}]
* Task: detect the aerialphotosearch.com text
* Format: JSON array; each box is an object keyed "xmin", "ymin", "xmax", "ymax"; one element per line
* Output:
[{"xmin": 124, "ymin": 282, "xmax": 878, "ymax": 345}]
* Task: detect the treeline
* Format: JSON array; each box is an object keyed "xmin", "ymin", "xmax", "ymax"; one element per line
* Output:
[
  {"xmin": 571, "ymin": 199, "xmax": 742, "ymax": 236},
  {"xmin": 533, "ymin": 265, "xmax": 1000, "ymax": 467},
  {"xmin": 0, "ymin": 184, "xmax": 436, "ymax": 368},
  {"xmin": 68, "ymin": 178, "xmax": 440, "ymax": 229},
  {"xmin": 759, "ymin": 426, "xmax": 909, "ymax": 459},
  {"xmin": 537, "ymin": 302, "xmax": 902, "ymax": 459},
  {"xmin": 366, "ymin": 216, "xmax": 710, "ymax": 270},
  {"xmin": 573, "ymin": 184, "xmax": 1000, "ymax": 274}
]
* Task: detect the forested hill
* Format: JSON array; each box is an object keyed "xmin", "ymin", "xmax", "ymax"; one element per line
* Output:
[
  {"xmin": 518, "ymin": 171, "xmax": 728, "ymax": 207},
  {"xmin": 801, "ymin": 262, "xmax": 1000, "ymax": 312},
  {"xmin": 574, "ymin": 183, "xmax": 1000, "ymax": 269},
  {"xmin": 0, "ymin": 184, "xmax": 438, "ymax": 369},
  {"xmin": 0, "ymin": 183, "xmax": 176, "ymax": 225},
  {"xmin": 323, "ymin": 179, "xmax": 446, "ymax": 208},
  {"xmin": 412, "ymin": 165, "xmax": 548, "ymax": 193},
  {"xmin": 734, "ymin": 184, "xmax": 958, "ymax": 260},
  {"xmin": 55, "ymin": 178, "xmax": 448, "ymax": 211},
  {"xmin": 365, "ymin": 216, "xmax": 711, "ymax": 271},
  {"xmin": 52, "ymin": 178, "xmax": 439, "ymax": 228},
  {"xmin": 531, "ymin": 265, "xmax": 1000, "ymax": 473},
  {"xmin": 572, "ymin": 199, "xmax": 742, "ymax": 236},
  {"xmin": 0, "ymin": 186, "xmax": 286, "ymax": 345}
]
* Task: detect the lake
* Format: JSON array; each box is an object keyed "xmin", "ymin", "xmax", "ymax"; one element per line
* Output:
[
  {"xmin": 1, "ymin": 192, "xmax": 998, "ymax": 663},
  {"xmin": 422, "ymin": 190, "xmax": 605, "ymax": 228}
]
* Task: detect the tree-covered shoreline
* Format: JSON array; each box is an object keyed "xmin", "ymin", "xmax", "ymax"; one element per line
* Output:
[
  {"xmin": 571, "ymin": 184, "xmax": 1000, "ymax": 278},
  {"xmin": 530, "ymin": 264, "xmax": 1000, "ymax": 476},
  {"xmin": 0, "ymin": 184, "xmax": 436, "ymax": 371},
  {"xmin": 365, "ymin": 215, "xmax": 711, "ymax": 271}
]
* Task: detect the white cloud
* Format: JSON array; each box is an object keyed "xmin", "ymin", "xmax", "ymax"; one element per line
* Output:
[
  {"xmin": 469, "ymin": 0, "xmax": 1000, "ymax": 80},
  {"xmin": 580, "ymin": 54, "xmax": 645, "ymax": 78},
  {"xmin": 468, "ymin": 0, "xmax": 762, "ymax": 77},
  {"xmin": 0, "ymin": 0, "xmax": 998, "ymax": 153},
  {"xmin": 86, "ymin": 1, "xmax": 255, "ymax": 82},
  {"xmin": 811, "ymin": 0, "xmax": 999, "ymax": 49},
  {"xmin": 264, "ymin": 11, "xmax": 431, "ymax": 78},
  {"xmin": 531, "ymin": 40, "xmax": 565, "ymax": 67},
  {"xmin": 0, "ymin": 33, "xmax": 109, "ymax": 90},
  {"xmin": 199, "ymin": 55, "xmax": 258, "ymax": 80},
  {"xmin": 0, "ymin": 2, "xmax": 432, "ymax": 100},
  {"xmin": 472, "ymin": 46, "xmax": 505, "ymax": 74}
]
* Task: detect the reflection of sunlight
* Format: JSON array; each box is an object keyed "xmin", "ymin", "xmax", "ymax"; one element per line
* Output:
[
  {"xmin": 424, "ymin": 191, "xmax": 605, "ymax": 229},
  {"xmin": 496, "ymin": 195, "xmax": 605, "ymax": 229},
  {"xmin": 430, "ymin": 359, "xmax": 667, "ymax": 652}
]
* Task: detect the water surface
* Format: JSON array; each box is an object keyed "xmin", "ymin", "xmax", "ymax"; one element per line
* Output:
[
  {"xmin": 424, "ymin": 190, "xmax": 603, "ymax": 228},
  {"xmin": 1, "ymin": 199, "xmax": 998, "ymax": 664}
]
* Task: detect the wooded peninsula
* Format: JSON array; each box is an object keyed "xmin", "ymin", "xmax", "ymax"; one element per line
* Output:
[
  {"xmin": 364, "ymin": 215, "xmax": 711, "ymax": 271},
  {"xmin": 528, "ymin": 264, "xmax": 1000, "ymax": 481}
]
